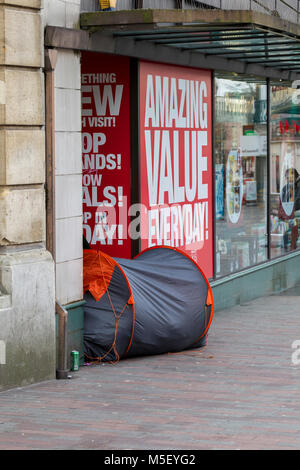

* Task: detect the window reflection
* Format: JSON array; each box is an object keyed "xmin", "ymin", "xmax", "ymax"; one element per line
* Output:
[
  {"xmin": 215, "ymin": 75, "xmax": 268, "ymax": 277},
  {"xmin": 270, "ymin": 85, "xmax": 300, "ymax": 257}
]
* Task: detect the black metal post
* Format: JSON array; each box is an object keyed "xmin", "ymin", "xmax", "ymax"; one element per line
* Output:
[
  {"xmin": 212, "ymin": 71, "xmax": 217, "ymax": 281},
  {"xmin": 267, "ymin": 77, "xmax": 271, "ymax": 261},
  {"xmin": 130, "ymin": 59, "xmax": 141, "ymax": 258}
]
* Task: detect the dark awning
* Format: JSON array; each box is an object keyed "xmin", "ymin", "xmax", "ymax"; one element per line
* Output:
[{"xmin": 46, "ymin": 9, "xmax": 300, "ymax": 81}]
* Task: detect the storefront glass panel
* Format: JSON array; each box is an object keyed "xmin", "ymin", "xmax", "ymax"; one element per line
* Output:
[
  {"xmin": 270, "ymin": 84, "xmax": 300, "ymax": 258},
  {"xmin": 215, "ymin": 74, "xmax": 268, "ymax": 277}
]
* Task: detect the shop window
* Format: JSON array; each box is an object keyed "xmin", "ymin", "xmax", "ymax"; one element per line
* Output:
[
  {"xmin": 270, "ymin": 84, "xmax": 300, "ymax": 258},
  {"xmin": 214, "ymin": 75, "xmax": 268, "ymax": 277}
]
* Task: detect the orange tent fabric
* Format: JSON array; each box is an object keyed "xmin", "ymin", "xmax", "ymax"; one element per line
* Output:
[{"xmin": 83, "ymin": 250, "xmax": 116, "ymax": 302}]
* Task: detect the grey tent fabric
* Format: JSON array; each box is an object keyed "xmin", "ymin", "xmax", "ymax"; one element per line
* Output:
[{"xmin": 84, "ymin": 247, "xmax": 214, "ymax": 362}]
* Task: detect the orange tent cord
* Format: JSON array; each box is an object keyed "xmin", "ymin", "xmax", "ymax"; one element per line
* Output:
[
  {"xmin": 89, "ymin": 253, "xmax": 126, "ymax": 363},
  {"xmin": 84, "ymin": 250, "xmax": 135, "ymax": 364}
]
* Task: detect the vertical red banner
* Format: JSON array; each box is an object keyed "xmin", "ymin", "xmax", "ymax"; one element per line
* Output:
[
  {"xmin": 81, "ymin": 52, "xmax": 131, "ymax": 258},
  {"xmin": 139, "ymin": 61, "xmax": 213, "ymax": 278}
]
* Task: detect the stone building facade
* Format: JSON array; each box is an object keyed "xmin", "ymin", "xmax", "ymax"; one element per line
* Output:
[
  {"xmin": 0, "ymin": 0, "xmax": 82, "ymax": 391},
  {"xmin": 2, "ymin": 0, "xmax": 300, "ymax": 390}
]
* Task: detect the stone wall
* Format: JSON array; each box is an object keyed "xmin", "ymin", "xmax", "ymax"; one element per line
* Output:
[
  {"xmin": 0, "ymin": 0, "xmax": 84, "ymax": 390},
  {"xmin": 0, "ymin": 0, "xmax": 56, "ymax": 391},
  {"xmin": 0, "ymin": 1, "xmax": 45, "ymax": 246},
  {"xmin": 43, "ymin": 0, "xmax": 81, "ymax": 28},
  {"xmin": 54, "ymin": 49, "xmax": 83, "ymax": 305},
  {"xmin": 43, "ymin": 0, "xmax": 83, "ymax": 306}
]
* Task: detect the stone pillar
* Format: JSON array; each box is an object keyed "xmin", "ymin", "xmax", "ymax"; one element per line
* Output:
[
  {"xmin": 43, "ymin": 0, "xmax": 84, "ymax": 365},
  {"xmin": 0, "ymin": 0, "xmax": 56, "ymax": 391},
  {"xmin": 54, "ymin": 49, "xmax": 83, "ymax": 306}
]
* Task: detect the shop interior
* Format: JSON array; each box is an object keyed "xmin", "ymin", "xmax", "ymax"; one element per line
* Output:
[{"xmin": 214, "ymin": 75, "xmax": 300, "ymax": 278}]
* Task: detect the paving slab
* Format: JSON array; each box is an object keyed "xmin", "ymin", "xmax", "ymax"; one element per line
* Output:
[{"xmin": 0, "ymin": 289, "xmax": 300, "ymax": 450}]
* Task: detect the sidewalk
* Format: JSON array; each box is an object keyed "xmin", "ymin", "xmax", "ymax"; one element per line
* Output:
[{"xmin": 1, "ymin": 287, "xmax": 300, "ymax": 450}]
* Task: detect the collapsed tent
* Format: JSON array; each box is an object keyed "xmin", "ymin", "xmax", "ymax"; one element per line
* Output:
[{"xmin": 83, "ymin": 246, "xmax": 214, "ymax": 363}]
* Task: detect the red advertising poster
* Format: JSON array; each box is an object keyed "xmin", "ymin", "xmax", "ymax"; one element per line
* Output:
[
  {"xmin": 139, "ymin": 61, "xmax": 213, "ymax": 278},
  {"xmin": 81, "ymin": 52, "xmax": 131, "ymax": 258}
]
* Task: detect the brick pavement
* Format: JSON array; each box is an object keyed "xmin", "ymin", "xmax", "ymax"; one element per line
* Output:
[{"xmin": 0, "ymin": 288, "xmax": 300, "ymax": 450}]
